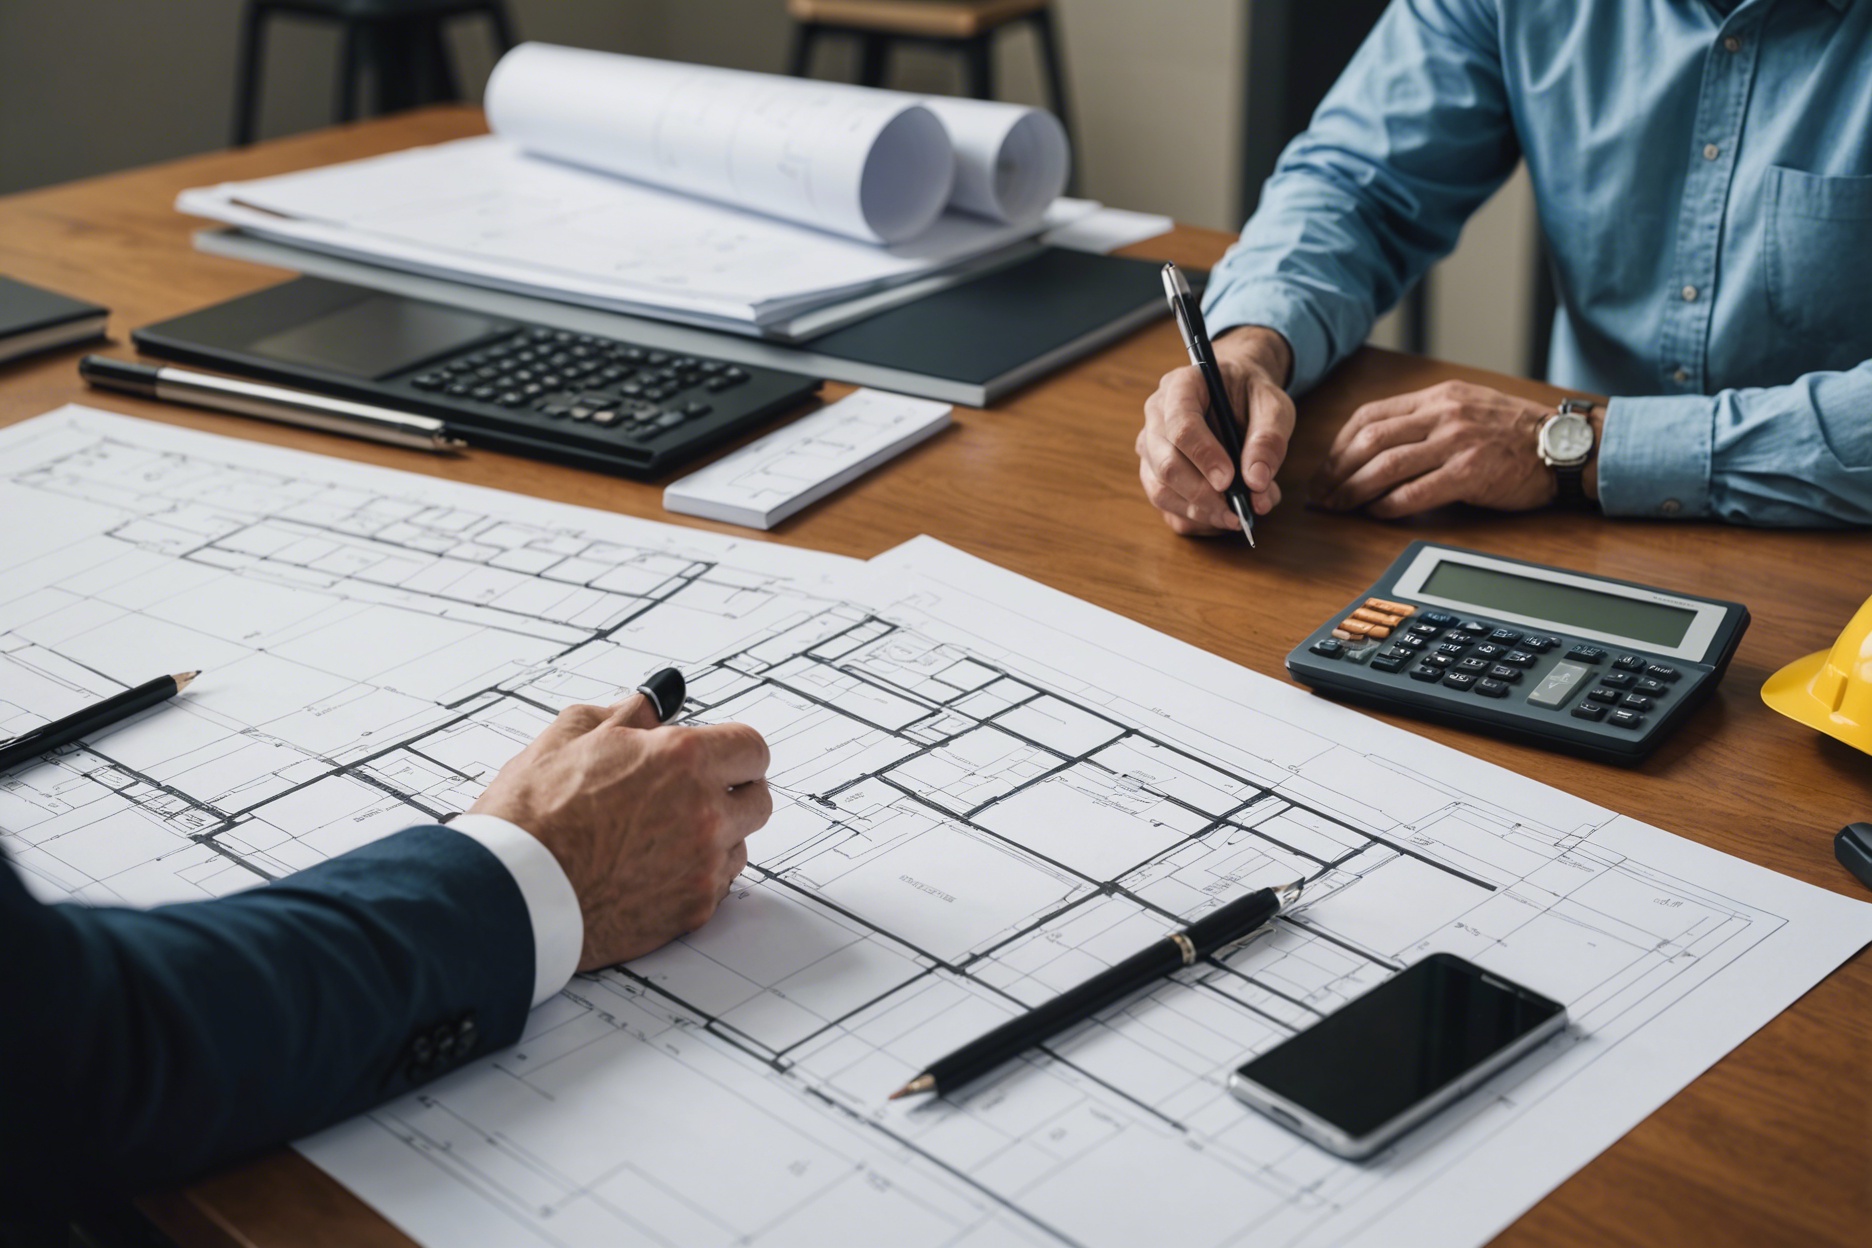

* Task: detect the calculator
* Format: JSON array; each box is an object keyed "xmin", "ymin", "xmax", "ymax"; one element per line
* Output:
[
  {"xmin": 1286, "ymin": 542, "xmax": 1750, "ymax": 763},
  {"xmin": 132, "ymin": 278, "xmax": 823, "ymax": 479}
]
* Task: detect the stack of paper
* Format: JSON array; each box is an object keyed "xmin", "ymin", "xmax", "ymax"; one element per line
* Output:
[{"xmin": 177, "ymin": 45, "xmax": 1089, "ymax": 336}]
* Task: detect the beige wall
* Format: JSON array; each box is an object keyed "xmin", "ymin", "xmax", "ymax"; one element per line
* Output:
[{"xmin": 0, "ymin": 0, "xmax": 1536, "ymax": 376}]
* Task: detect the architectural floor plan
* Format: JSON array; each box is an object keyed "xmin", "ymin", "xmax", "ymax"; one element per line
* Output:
[{"xmin": 3, "ymin": 408, "xmax": 1867, "ymax": 1248}]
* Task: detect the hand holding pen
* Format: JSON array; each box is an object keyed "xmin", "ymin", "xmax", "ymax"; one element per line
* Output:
[
  {"xmin": 1139, "ymin": 269, "xmax": 1296, "ymax": 542},
  {"xmin": 467, "ymin": 668, "xmax": 776, "ymax": 970}
]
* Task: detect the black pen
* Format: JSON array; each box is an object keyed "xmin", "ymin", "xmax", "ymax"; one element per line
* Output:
[
  {"xmin": 1161, "ymin": 263, "xmax": 1257, "ymax": 546},
  {"xmin": 0, "ymin": 671, "xmax": 200, "ymax": 775},
  {"xmin": 890, "ymin": 878, "xmax": 1305, "ymax": 1100}
]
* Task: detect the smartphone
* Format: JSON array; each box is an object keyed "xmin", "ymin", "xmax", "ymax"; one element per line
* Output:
[{"xmin": 1227, "ymin": 953, "xmax": 1566, "ymax": 1159}]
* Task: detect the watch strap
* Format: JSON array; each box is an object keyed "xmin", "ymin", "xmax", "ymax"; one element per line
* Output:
[
  {"xmin": 1549, "ymin": 399, "xmax": 1596, "ymax": 509},
  {"xmin": 1554, "ymin": 462, "xmax": 1587, "ymax": 506}
]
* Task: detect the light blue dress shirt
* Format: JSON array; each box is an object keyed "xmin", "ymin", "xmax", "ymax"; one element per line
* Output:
[{"xmin": 1204, "ymin": 0, "xmax": 1872, "ymax": 525}]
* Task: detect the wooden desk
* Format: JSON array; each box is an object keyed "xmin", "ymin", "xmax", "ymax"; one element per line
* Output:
[{"xmin": 1, "ymin": 109, "xmax": 1865, "ymax": 1248}]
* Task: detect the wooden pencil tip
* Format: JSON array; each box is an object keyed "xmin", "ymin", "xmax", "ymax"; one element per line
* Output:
[
  {"xmin": 173, "ymin": 670, "xmax": 201, "ymax": 692},
  {"xmin": 888, "ymin": 1074, "xmax": 935, "ymax": 1101}
]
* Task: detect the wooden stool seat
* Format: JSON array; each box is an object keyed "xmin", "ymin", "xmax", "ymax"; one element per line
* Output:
[
  {"xmin": 785, "ymin": 0, "xmax": 1048, "ymax": 40},
  {"xmin": 786, "ymin": 0, "xmax": 1074, "ymax": 190}
]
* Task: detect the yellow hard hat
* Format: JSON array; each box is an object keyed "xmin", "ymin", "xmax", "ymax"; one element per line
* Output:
[{"xmin": 1762, "ymin": 594, "xmax": 1872, "ymax": 752}]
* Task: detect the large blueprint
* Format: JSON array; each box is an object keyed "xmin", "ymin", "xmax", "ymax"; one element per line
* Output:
[{"xmin": 3, "ymin": 407, "xmax": 1867, "ymax": 1248}]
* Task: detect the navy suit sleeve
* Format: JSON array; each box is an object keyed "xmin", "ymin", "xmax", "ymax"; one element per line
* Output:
[{"xmin": 0, "ymin": 825, "xmax": 535, "ymax": 1212}]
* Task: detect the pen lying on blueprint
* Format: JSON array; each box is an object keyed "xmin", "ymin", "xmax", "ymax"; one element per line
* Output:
[
  {"xmin": 1161, "ymin": 263, "xmax": 1257, "ymax": 547},
  {"xmin": 0, "ymin": 671, "xmax": 200, "ymax": 775},
  {"xmin": 890, "ymin": 878, "xmax": 1305, "ymax": 1101},
  {"xmin": 79, "ymin": 355, "xmax": 466, "ymax": 455}
]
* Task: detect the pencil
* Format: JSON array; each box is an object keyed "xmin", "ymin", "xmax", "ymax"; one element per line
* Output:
[{"xmin": 0, "ymin": 671, "xmax": 200, "ymax": 774}]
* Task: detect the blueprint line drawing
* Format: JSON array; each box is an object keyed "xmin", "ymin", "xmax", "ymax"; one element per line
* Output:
[{"xmin": 3, "ymin": 408, "xmax": 1867, "ymax": 1248}]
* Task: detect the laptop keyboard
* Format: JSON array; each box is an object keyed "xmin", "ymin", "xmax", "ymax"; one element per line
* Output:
[{"xmin": 406, "ymin": 327, "xmax": 754, "ymax": 436}]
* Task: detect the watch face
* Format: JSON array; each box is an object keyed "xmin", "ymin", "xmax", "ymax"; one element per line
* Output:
[{"xmin": 1542, "ymin": 414, "xmax": 1594, "ymax": 463}]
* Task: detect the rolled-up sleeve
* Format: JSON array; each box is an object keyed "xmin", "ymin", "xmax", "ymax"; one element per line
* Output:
[
  {"xmin": 1599, "ymin": 360, "xmax": 1872, "ymax": 526},
  {"xmin": 1204, "ymin": 0, "xmax": 1520, "ymax": 393}
]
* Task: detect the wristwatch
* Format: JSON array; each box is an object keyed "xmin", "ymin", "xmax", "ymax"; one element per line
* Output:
[{"xmin": 1538, "ymin": 398, "xmax": 1597, "ymax": 507}]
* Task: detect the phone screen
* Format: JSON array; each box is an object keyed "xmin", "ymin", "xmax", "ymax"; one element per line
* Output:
[{"xmin": 1234, "ymin": 954, "xmax": 1563, "ymax": 1141}]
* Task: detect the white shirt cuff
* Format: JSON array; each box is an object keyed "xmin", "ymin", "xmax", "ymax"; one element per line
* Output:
[{"xmin": 449, "ymin": 813, "xmax": 583, "ymax": 1008}]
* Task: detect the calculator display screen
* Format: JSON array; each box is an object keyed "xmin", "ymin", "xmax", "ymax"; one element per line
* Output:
[{"xmin": 1420, "ymin": 560, "xmax": 1696, "ymax": 647}]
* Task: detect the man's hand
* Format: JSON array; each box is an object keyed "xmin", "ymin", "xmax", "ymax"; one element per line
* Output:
[
  {"xmin": 1310, "ymin": 380, "xmax": 1595, "ymax": 518},
  {"xmin": 470, "ymin": 696, "xmax": 771, "ymax": 970},
  {"xmin": 1136, "ymin": 326, "xmax": 1296, "ymax": 536}
]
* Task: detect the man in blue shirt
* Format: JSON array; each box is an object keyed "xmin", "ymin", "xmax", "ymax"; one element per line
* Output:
[{"xmin": 1136, "ymin": 0, "xmax": 1872, "ymax": 531}]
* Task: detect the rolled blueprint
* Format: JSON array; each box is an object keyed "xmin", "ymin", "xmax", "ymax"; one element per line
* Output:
[
  {"xmin": 917, "ymin": 96, "xmax": 1070, "ymax": 226},
  {"xmin": 484, "ymin": 44, "xmax": 1071, "ymax": 243},
  {"xmin": 486, "ymin": 43, "xmax": 956, "ymax": 245}
]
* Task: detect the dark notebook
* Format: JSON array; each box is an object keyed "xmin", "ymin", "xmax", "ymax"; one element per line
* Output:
[
  {"xmin": 801, "ymin": 248, "xmax": 1180, "ymax": 405},
  {"xmin": 0, "ymin": 276, "xmax": 108, "ymax": 364}
]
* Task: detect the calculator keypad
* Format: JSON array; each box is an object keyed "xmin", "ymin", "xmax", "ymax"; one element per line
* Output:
[
  {"xmin": 412, "ymin": 328, "xmax": 750, "ymax": 437},
  {"xmin": 1330, "ymin": 597, "xmax": 1417, "ymax": 642},
  {"xmin": 1310, "ymin": 599, "xmax": 1692, "ymax": 737}
]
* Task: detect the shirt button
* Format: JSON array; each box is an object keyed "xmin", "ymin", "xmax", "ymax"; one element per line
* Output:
[
  {"xmin": 1723, "ymin": 36, "xmax": 1742, "ymax": 53},
  {"xmin": 1681, "ymin": 285, "xmax": 1699, "ymax": 302},
  {"xmin": 1672, "ymin": 367, "xmax": 1689, "ymax": 384},
  {"xmin": 1660, "ymin": 499, "xmax": 1682, "ymax": 516},
  {"xmin": 1702, "ymin": 143, "xmax": 1720, "ymax": 161}
]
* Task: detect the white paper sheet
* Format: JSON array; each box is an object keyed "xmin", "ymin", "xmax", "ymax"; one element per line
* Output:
[
  {"xmin": 663, "ymin": 388, "xmax": 951, "ymax": 530},
  {"xmin": 1043, "ymin": 205, "xmax": 1176, "ymax": 254},
  {"xmin": 4, "ymin": 408, "xmax": 1867, "ymax": 1248}
]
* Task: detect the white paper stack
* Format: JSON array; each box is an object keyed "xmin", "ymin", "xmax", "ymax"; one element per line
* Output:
[
  {"xmin": 662, "ymin": 388, "xmax": 951, "ymax": 528},
  {"xmin": 176, "ymin": 45, "xmax": 1082, "ymax": 336}
]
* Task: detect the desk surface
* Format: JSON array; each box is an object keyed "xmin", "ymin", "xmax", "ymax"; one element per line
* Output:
[{"xmin": 0, "ymin": 109, "xmax": 1865, "ymax": 1248}]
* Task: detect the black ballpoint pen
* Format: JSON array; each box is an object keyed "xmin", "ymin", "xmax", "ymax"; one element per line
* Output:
[
  {"xmin": 890, "ymin": 878, "xmax": 1305, "ymax": 1101},
  {"xmin": 1161, "ymin": 263, "xmax": 1257, "ymax": 546},
  {"xmin": 0, "ymin": 671, "xmax": 200, "ymax": 775}
]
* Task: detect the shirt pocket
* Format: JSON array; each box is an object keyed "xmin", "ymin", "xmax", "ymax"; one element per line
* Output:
[{"xmin": 1765, "ymin": 166, "xmax": 1872, "ymax": 353}]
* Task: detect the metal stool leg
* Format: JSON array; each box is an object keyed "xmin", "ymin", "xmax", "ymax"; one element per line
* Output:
[
  {"xmin": 232, "ymin": 2, "xmax": 269, "ymax": 146},
  {"xmin": 423, "ymin": 20, "xmax": 461, "ymax": 102},
  {"xmin": 372, "ymin": 19, "xmax": 425, "ymax": 115},
  {"xmin": 788, "ymin": 23, "xmax": 819, "ymax": 77},
  {"xmin": 962, "ymin": 32, "xmax": 994, "ymax": 99},
  {"xmin": 484, "ymin": 0, "xmax": 516, "ymax": 53},
  {"xmin": 858, "ymin": 32, "xmax": 889, "ymax": 87},
  {"xmin": 1030, "ymin": 7, "xmax": 1075, "ymax": 191},
  {"xmin": 336, "ymin": 20, "xmax": 364, "ymax": 122}
]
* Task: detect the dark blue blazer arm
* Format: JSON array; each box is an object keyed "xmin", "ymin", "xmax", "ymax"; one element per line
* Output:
[{"xmin": 0, "ymin": 824, "xmax": 536, "ymax": 1211}]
